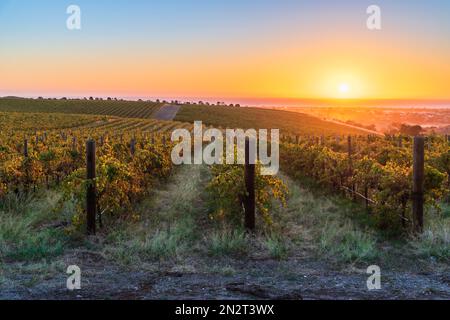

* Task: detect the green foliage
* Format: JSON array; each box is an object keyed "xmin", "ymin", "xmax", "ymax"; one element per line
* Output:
[{"xmin": 207, "ymin": 162, "xmax": 288, "ymax": 227}]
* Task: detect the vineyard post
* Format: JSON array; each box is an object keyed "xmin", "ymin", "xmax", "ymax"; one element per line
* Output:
[
  {"xmin": 130, "ymin": 138, "xmax": 136, "ymax": 156},
  {"xmin": 347, "ymin": 136, "xmax": 352, "ymax": 160},
  {"xmin": 23, "ymin": 138, "xmax": 29, "ymax": 192},
  {"xmin": 398, "ymin": 135, "xmax": 403, "ymax": 148},
  {"xmin": 347, "ymin": 136, "xmax": 356, "ymax": 200},
  {"xmin": 244, "ymin": 137, "xmax": 256, "ymax": 232},
  {"xmin": 72, "ymin": 136, "xmax": 77, "ymax": 152},
  {"xmin": 23, "ymin": 138, "xmax": 28, "ymax": 158},
  {"xmin": 86, "ymin": 140, "xmax": 97, "ymax": 235},
  {"xmin": 412, "ymin": 136, "xmax": 425, "ymax": 234}
]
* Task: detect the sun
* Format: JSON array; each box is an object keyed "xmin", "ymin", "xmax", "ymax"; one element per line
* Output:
[{"xmin": 339, "ymin": 83, "xmax": 350, "ymax": 94}]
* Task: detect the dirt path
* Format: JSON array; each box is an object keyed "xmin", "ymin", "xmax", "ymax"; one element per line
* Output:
[
  {"xmin": 153, "ymin": 104, "xmax": 181, "ymax": 121},
  {"xmin": 3, "ymin": 252, "xmax": 449, "ymax": 300},
  {"xmin": 1, "ymin": 166, "xmax": 449, "ymax": 300}
]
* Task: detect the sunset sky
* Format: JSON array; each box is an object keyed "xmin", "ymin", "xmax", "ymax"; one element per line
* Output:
[{"xmin": 1, "ymin": 0, "xmax": 450, "ymax": 101}]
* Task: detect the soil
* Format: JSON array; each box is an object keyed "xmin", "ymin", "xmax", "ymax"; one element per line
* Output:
[{"xmin": 2, "ymin": 249, "xmax": 449, "ymax": 300}]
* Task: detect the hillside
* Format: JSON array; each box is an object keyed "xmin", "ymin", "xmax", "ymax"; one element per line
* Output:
[
  {"xmin": 0, "ymin": 98, "xmax": 369, "ymax": 136},
  {"xmin": 175, "ymin": 104, "xmax": 369, "ymax": 136},
  {"xmin": 0, "ymin": 98, "xmax": 162, "ymax": 119}
]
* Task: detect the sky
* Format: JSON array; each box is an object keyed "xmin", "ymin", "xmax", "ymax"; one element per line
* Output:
[{"xmin": 1, "ymin": 0, "xmax": 450, "ymax": 101}]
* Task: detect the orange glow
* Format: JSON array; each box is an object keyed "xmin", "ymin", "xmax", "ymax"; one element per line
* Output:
[{"xmin": 1, "ymin": 29, "xmax": 450, "ymax": 100}]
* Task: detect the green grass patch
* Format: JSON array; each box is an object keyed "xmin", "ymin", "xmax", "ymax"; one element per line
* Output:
[
  {"xmin": 0, "ymin": 193, "xmax": 68, "ymax": 262},
  {"xmin": 319, "ymin": 220, "xmax": 378, "ymax": 263},
  {"xmin": 207, "ymin": 229, "xmax": 248, "ymax": 257},
  {"xmin": 264, "ymin": 234, "xmax": 289, "ymax": 260},
  {"xmin": 412, "ymin": 215, "xmax": 450, "ymax": 261}
]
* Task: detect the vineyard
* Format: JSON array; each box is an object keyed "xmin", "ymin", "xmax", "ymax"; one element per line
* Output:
[
  {"xmin": 175, "ymin": 104, "xmax": 369, "ymax": 136},
  {"xmin": 0, "ymin": 98, "xmax": 162, "ymax": 119},
  {"xmin": 280, "ymin": 134, "xmax": 450, "ymax": 233},
  {"xmin": 1, "ymin": 108, "xmax": 449, "ymax": 299},
  {"xmin": 0, "ymin": 112, "xmax": 195, "ymax": 232}
]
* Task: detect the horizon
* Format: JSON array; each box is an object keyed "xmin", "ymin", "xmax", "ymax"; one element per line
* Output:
[
  {"xmin": 1, "ymin": 0, "xmax": 450, "ymax": 100},
  {"xmin": 2, "ymin": 95, "xmax": 450, "ymax": 109}
]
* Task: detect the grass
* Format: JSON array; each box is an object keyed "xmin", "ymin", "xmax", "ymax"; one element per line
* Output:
[
  {"xmin": 0, "ymin": 192, "xmax": 67, "ymax": 262},
  {"xmin": 264, "ymin": 234, "xmax": 289, "ymax": 260},
  {"xmin": 207, "ymin": 229, "xmax": 248, "ymax": 257},
  {"xmin": 0, "ymin": 97, "xmax": 162, "ymax": 119},
  {"xmin": 319, "ymin": 220, "xmax": 378, "ymax": 263},
  {"xmin": 102, "ymin": 165, "xmax": 205, "ymax": 265},
  {"xmin": 274, "ymin": 173, "xmax": 380, "ymax": 264},
  {"xmin": 175, "ymin": 104, "xmax": 368, "ymax": 136},
  {"xmin": 412, "ymin": 212, "xmax": 450, "ymax": 261}
]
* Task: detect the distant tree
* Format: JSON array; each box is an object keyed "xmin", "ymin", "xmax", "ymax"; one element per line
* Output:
[
  {"xmin": 61, "ymin": 97, "xmax": 67, "ymax": 100},
  {"xmin": 89, "ymin": 97, "xmax": 94, "ymax": 100},
  {"xmin": 107, "ymin": 97, "xmax": 112, "ymax": 101},
  {"xmin": 156, "ymin": 99, "xmax": 160, "ymax": 103},
  {"xmin": 400, "ymin": 124, "xmax": 423, "ymax": 136},
  {"xmin": 236, "ymin": 104, "xmax": 241, "ymax": 107}
]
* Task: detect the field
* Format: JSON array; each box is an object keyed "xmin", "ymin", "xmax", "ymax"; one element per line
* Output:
[
  {"xmin": 175, "ymin": 104, "xmax": 368, "ymax": 136},
  {"xmin": 0, "ymin": 100, "xmax": 449, "ymax": 299},
  {"xmin": 0, "ymin": 97, "xmax": 162, "ymax": 119}
]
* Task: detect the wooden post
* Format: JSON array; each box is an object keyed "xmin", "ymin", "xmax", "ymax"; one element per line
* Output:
[
  {"xmin": 244, "ymin": 137, "xmax": 256, "ymax": 232},
  {"xmin": 72, "ymin": 136, "xmax": 77, "ymax": 152},
  {"xmin": 130, "ymin": 138, "xmax": 136, "ymax": 156},
  {"xmin": 412, "ymin": 136, "xmax": 425, "ymax": 233},
  {"xmin": 86, "ymin": 140, "xmax": 96, "ymax": 235},
  {"xmin": 347, "ymin": 136, "xmax": 352, "ymax": 161},
  {"xmin": 23, "ymin": 138, "xmax": 28, "ymax": 158},
  {"xmin": 398, "ymin": 135, "xmax": 403, "ymax": 148},
  {"xmin": 347, "ymin": 136, "xmax": 356, "ymax": 200}
]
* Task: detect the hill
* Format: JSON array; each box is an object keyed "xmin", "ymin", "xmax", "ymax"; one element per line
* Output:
[
  {"xmin": 0, "ymin": 97, "xmax": 162, "ymax": 119},
  {"xmin": 175, "ymin": 104, "xmax": 369, "ymax": 136},
  {"xmin": 0, "ymin": 98, "xmax": 369, "ymax": 136}
]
